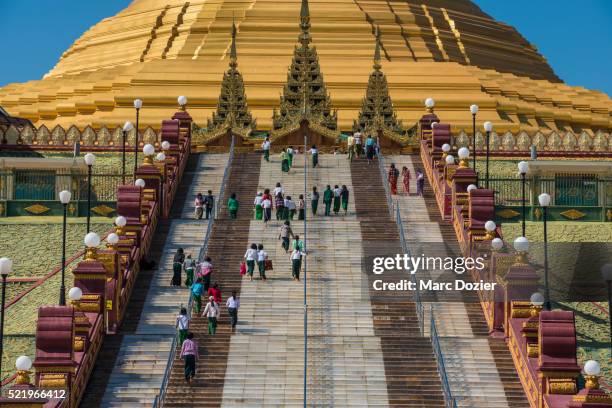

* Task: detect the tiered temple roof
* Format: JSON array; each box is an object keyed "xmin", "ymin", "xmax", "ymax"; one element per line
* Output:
[
  {"xmin": 354, "ymin": 26, "xmax": 408, "ymax": 146},
  {"xmin": 271, "ymin": 0, "xmax": 337, "ymax": 136},
  {"xmin": 197, "ymin": 20, "xmax": 255, "ymax": 144}
]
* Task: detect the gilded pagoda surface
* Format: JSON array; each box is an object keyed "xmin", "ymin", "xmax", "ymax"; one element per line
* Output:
[{"xmin": 0, "ymin": 0, "xmax": 610, "ymax": 134}]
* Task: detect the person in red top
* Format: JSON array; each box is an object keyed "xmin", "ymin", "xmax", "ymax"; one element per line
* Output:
[
  {"xmin": 388, "ymin": 163, "xmax": 399, "ymax": 195},
  {"xmin": 207, "ymin": 282, "xmax": 222, "ymax": 303},
  {"xmin": 180, "ymin": 332, "xmax": 198, "ymax": 384},
  {"xmin": 401, "ymin": 166, "xmax": 410, "ymax": 195}
]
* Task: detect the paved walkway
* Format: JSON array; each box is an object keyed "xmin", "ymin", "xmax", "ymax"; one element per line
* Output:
[
  {"xmin": 221, "ymin": 153, "xmax": 389, "ymax": 407},
  {"xmin": 99, "ymin": 154, "xmax": 228, "ymax": 407}
]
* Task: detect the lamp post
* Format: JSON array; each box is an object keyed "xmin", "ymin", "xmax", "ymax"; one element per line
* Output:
[
  {"xmin": 156, "ymin": 152, "xmax": 166, "ymax": 217},
  {"xmin": 0, "ymin": 257, "xmax": 13, "ymax": 380},
  {"xmin": 538, "ymin": 193, "xmax": 551, "ymax": 310},
  {"xmin": 601, "ymin": 264, "xmax": 612, "ymax": 354},
  {"xmin": 14, "ymin": 355, "xmax": 33, "ymax": 385},
  {"xmin": 484, "ymin": 220, "xmax": 496, "ymax": 240},
  {"xmin": 122, "ymin": 121, "xmax": 134, "ymax": 184},
  {"xmin": 83, "ymin": 153, "xmax": 95, "ymax": 233},
  {"xmin": 135, "ymin": 178, "xmax": 145, "ymax": 189},
  {"xmin": 445, "ymin": 155, "xmax": 455, "ymax": 167},
  {"xmin": 518, "ymin": 161, "xmax": 529, "ymax": 236},
  {"xmin": 69, "ymin": 287, "xmax": 83, "ymax": 305},
  {"xmin": 84, "ymin": 232, "xmax": 101, "ymax": 262},
  {"xmin": 425, "ymin": 97, "xmax": 435, "ymax": 114},
  {"xmin": 178, "ymin": 95, "xmax": 188, "ymax": 111},
  {"xmin": 59, "ymin": 190, "xmax": 71, "ymax": 305},
  {"xmin": 491, "ymin": 238, "xmax": 503, "ymax": 251},
  {"xmin": 583, "ymin": 360, "xmax": 603, "ymax": 391},
  {"xmin": 441, "ymin": 143, "xmax": 451, "ymax": 159},
  {"xmin": 457, "ymin": 147, "xmax": 470, "ymax": 168},
  {"xmin": 483, "ymin": 121, "xmax": 493, "ymax": 189},
  {"xmin": 470, "ymin": 104, "xmax": 478, "ymax": 170},
  {"xmin": 115, "ymin": 215, "xmax": 127, "ymax": 236},
  {"xmin": 513, "ymin": 236, "xmax": 530, "ymax": 266},
  {"xmin": 133, "ymin": 99, "xmax": 142, "ymax": 176}
]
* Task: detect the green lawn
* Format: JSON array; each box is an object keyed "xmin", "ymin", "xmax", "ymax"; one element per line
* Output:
[
  {"xmin": 0, "ymin": 218, "xmax": 112, "ymax": 278},
  {"xmin": 1, "ymin": 219, "xmax": 111, "ymax": 382}
]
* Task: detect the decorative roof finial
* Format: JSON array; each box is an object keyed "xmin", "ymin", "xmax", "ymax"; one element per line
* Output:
[
  {"xmin": 230, "ymin": 15, "xmax": 238, "ymax": 67},
  {"xmin": 299, "ymin": 0, "xmax": 311, "ymax": 46},
  {"xmin": 374, "ymin": 25, "xmax": 381, "ymax": 71}
]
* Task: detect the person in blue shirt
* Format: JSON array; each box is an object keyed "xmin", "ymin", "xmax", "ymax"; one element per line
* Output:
[
  {"xmin": 365, "ymin": 135, "xmax": 376, "ymax": 164},
  {"xmin": 191, "ymin": 278, "xmax": 204, "ymax": 314}
]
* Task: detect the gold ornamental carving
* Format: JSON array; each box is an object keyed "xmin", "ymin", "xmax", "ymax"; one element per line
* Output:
[
  {"xmin": 547, "ymin": 378, "xmax": 577, "ymax": 395},
  {"xmin": 74, "ymin": 336, "xmax": 85, "ymax": 352},
  {"xmin": 559, "ymin": 209, "xmax": 586, "ymax": 220},
  {"xmin": 526, "ymin": 343, "xmax": 539, "ymax": 358},
  {"xmin": 496, "ymin": 208, "xmax": 520, "ymax": 219},
  {"xmin": 91, "ymin": 204, "xmax": 116, "ymax": 216},
  {"xmin": 24, "ymin": 203, "xmax": 50, "ymax": 215},
  {"xmin": 533, "ymin": 207, "xmax": 542, "ymax": 220},
  {"xmin": 68, "ymin": 203, "xmax": 76, "ymax": 215},
  {"xmin": 606, "ymin": 209, "xmax": 612, "ymax": 221},
  {"xmin": 39, "ymin": 374, "xmax": 68, "ymax": 388}
]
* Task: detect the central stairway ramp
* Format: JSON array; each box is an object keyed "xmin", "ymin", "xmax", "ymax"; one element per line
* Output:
[
  {"xmin": 350, "ymin": 158, "xmax": 445, "ymax": 408},
  {"xmin": 220, "ymin": 153, "xmax": 390, "ymax": 407},
  {"xmin": 80, "ymin": 153, "xmax": 228, "ymax": 408},
  {"xmin": 162, "ymin": 153, "xmax": 262, "ymax": 407},
  {"xmin": 387, "ymin": 153, "xmax": 530, "ymax": 408}
]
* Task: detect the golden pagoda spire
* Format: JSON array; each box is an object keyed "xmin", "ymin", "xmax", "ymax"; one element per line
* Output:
[
  {"xmin": 271, "ymin": 0, "xmax": 337, "ymax": 133},
  {"xmin": 299, "ymin": 0, "xmax": 311, "ymax": 47},
  {"xmin": 353, "ymin": 29, "xmax": 404, "ymax": 142},
  {"xmin": 198, "ymin": 21, "xmax": 255, "ymax": 142},
  {"xmin": 373, "ymin": 25, "xmax": 381, "ymax": 71},
  {"xmin": 230, "ymin": 16, "xmax": 238, "ymax": 68}
]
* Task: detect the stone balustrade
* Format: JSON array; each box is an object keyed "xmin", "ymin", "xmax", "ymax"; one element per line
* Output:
[
  {"xmin": 0, "ymin": 123, "xmax": 162, "ymax": 150},
  {"xmin": 419, "ymin": 113, "xmax": 612, "ymax": 408},
  {"xmin": 0, "ymin": 111, "xmax": 192, "ymax": 408}
]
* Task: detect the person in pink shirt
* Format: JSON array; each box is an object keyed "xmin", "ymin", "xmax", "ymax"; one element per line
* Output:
[{"xmin": 180, "ymin": 332, "xmax": 198, "ymax": 384}]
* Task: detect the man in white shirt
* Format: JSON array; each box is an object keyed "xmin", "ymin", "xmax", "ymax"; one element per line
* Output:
[
  {"xmin": 354, "ymin": 132, "xmax": 362, "ymax": 158},
  {"xmin": 262, "ymin": 137, "xmax": 271, "ymax": 162},
  {"xmin": 273, "ymin": 183, "xmax": 284, "ymax": 197},
  {"xmin": 257, "ymin": 244, "xmax": 268, "ymax": 280},
  {"xmin": 226, "ymin": 291, "xmax": 240, "ymax": 331},
  {"xmin": 347, "ymin": 134, "xmax": 355, "ymax": 161},
  {"xmin": 290, "ymin": 248, "xmax": 304, "ymax": 281},
  {"xmin": 262, "ymin": 195, "xmax": 272, "ymax": 223},
  {"xmin": 244, "ymin": 243, "xmax": 258, "ymax": 281}
]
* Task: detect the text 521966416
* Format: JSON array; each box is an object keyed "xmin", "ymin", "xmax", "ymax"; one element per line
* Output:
[{"xmin": 6, "ymin": 389, "xmax": 67, "ymax": 399}]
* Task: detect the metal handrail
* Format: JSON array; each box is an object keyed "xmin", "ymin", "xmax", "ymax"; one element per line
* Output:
[
  {"xmin": 153, "ymin": 137, "xmax": 235, "ymax": 408},
  {"xmin": 376, "ymin": 149, "xmax": 394, "ymax": 217},
  {"xmin": 430, "ymin": 306, "xmax": 458, "ymax": 408},
  {"xmin": 395, "ymin": 205, "xmax": 424, "ymax": 335}
]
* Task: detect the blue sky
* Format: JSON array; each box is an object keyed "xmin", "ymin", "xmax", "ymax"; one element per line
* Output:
[{"xmin": 0, "ymin": 0, "xmax": 611, "ymax": 96}]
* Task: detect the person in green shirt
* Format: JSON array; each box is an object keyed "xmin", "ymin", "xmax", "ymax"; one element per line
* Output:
[
  {"xmin": 281, "ymin": 150, "xmax": 290, "ymax": 173},
  {"xmin": 292, "ymin": 235, "xmax": 304, "ymax": 251},
  {"xmin": 323, "ymin": 185, "xmax": 333, "ymax": 216},
  {"xmin": 228, "ymin": 193, "xmax": 239, "ymax": 219}
]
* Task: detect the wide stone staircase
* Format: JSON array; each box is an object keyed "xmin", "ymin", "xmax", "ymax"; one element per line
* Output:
[
  {"xmin": 386, "ymin": 154, "xmax": 530, "ymax": 408},
  {"xmin": 350, "ymin": 158, "xmax": 446, "ymax": 408},
  {"xmin": 219, "ymin": 153, "xmax": 390, "ymax": 407},
  {"xmin": 80, "ymin": 153, "xmax": 228, "ymax": 408},
  {"xmin": 162, "ymin": 153, "xmax": 262, "ymax": 407}
]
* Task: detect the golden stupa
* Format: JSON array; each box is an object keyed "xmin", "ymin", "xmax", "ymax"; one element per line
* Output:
[{"xmin": 1, "ymin": 0, "xmax": 610, "ymax": 134}]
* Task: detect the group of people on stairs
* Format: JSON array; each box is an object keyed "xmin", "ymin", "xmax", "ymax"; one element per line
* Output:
[
  {"xmin": 251, "ymin": 182, "xmax": 350, "ymax": 222},
  {"xmin": 387, "ymin": 163, "xmax": 425, "ymax": 196}
]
